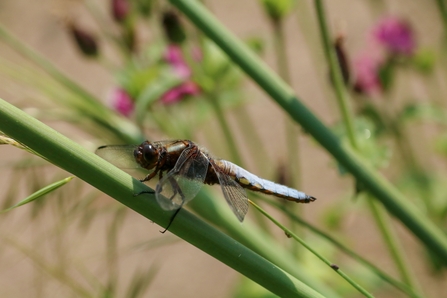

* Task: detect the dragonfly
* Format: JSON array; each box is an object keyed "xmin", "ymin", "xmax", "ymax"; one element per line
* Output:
[{"xmin": 96, "ymin": 139, "xmax": 316, "ymax": 231}]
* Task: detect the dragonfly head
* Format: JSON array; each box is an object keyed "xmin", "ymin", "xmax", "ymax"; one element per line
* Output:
[{"xmin": 134, "ymin": 141, "xmax": 159, "ymax": 170}]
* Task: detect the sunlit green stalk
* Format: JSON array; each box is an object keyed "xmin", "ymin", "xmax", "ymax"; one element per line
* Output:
[
  {"xmin": 168, "ymin": 0, "xmax": 447, "ymax": 266},
  {"xmin": 0, "ymin": 98, "xmax": 325, "ymax": 298},
  {"xmin": 313, "ymin": 0, "xmax": 422, "ymax": 293},
  {"xmin": 249, "ymin": 200, "xmax": 374, "ymax": 298}
]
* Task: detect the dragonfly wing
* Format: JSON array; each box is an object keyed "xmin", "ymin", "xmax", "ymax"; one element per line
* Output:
[
  {"xmin": 96, "ymin": 145, "xmax": 140, "ymax": 169},
  {"xmin": 155, "ymin": 147, "xmax": 209, "ymax": 211},
  {"xmin": 211, "ymin": 163, "xmax": 249, "ymax": 222}
]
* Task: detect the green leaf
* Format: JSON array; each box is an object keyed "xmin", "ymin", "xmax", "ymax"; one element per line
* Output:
[
  {"xmin": 411, "ymin": 48, "xmax": 436, "ymax": 74},
  {"xmin": 378, "ymin": 60, "xmax": 395, "ymax": 92},
  {"xmin": 398, "ymin": 103, "xmax": 447, "ymax": 125},
  {"xmin": 0, "ymin": 176, "xmax": 74, "ymax": 213}
]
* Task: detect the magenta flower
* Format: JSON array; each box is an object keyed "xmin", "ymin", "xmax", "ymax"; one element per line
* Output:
[
  {"xmin": 111, "ymin": 88, "xmax": 134, "ymax": 116},
  {"xmin": 372, "ymin": 17, "xmax": 415, "ymax": 56},
  {"xmin": 161, "ymin": 45, "xmax": 201, "ymax": 104},
  {"xmin": 164, "ymin": 44, "xmax": 191, "ymax": 78},
  {"xmin": 353, "ymin": 54, "xmax": 382, "ymax": 96},
  {"xmin": 161, "ymin": 81, "xmax": 200, "ymax": 105}
]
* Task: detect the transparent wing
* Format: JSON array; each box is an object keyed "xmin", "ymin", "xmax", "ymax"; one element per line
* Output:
[
  {"xmin": 95, "ymin": 145, "xmax": 140, "ymax": 169},
  {"xmin": 155, "ymin": 147, "xmax": 209, "ymax": 211},
  {"xmin": 211, "ymin": 163, "xmax": 249, "ymax": 222}
]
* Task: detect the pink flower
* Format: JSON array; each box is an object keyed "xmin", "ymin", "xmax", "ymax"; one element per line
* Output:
[
  {"xmin": 161, "ymin": 45, "xmax": 201, "ymax": 104},
  {"xmin": 353, "ymin": 54, "xmax": 382, "ymax": 96},
  {"xmin": 164, "ymin": 44, "xmax": 191, "ymax": 78},
  {"xmin": 161, "ymin": 81, "xmax": 200, "ymax": 105},
  {"xmin": 372, "ymin": 17, "xmax": 415, "ymax": 56},
  {"xmin": 111, "ymin": 88, "xmax": 134, "ymax": 116}
]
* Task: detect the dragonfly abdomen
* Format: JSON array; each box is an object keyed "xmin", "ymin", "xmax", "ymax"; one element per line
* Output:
[{"xmin": 220, "ymin": 160, "xmax": 316, "ymax": 203}]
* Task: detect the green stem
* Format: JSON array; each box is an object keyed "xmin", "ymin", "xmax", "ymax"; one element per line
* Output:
[
  {"xmin": 232, "ymin": 105, "xmax": 271, "ymax": 175},
  {"xmin": 314, "ymin": 0, "xmax": 358, "ymax": 149},
  {"xmin": 271, "ymin": 17, "xmax": 303, "ymax": 252},
  {"xmin": 367, "ymin": 198, "xmax": 421, "ymax": 295},
  {"xmin": 249, "ymin": 200, "xmax": 374, "ymax": 298},
  {"xmin": 0, "ymin": 98, "xmax": 324, "ymax": 298},
  {"xmin": 272, "ymin": 18, "xmax": 301, "ymax": 189},
  {"xmin": 314, "ymin": 0, "xmax": 422, "ymax": 292},
  {"xmin": 0, "ymin": 24, "xmax": 142, "ymax": 144},
  {"xmin": 259, "ymin": 197, "xmax": 422, "ymax": 298},
  {"xmin": 207, "ymin": 90, "xmax": 244, "ymax": 166},
  {"xmin": 167, "ymin": 0, "xmax": 447, "ymax": 265},
  {"xmin": 435, "ymin": 0, "xmax": 447, "ymax": 41}
]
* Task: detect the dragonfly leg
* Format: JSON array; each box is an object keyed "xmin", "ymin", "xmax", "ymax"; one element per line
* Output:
[
  {"xmin": 160, "ymin": 177, "xmax": 186, "ymax": 233},
  {"xmin": 140, "ymin": 169, "xmax": 159, "ymax": 183},
  {"xmin": 135, "ymin": 169, "xmax": 160, "ymax": 196},
  {"xmin": 133, "ymin": 189, "xmax": 155, "ymax": 196}
]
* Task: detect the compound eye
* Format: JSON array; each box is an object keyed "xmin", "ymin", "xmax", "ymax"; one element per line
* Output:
[{"xmin": 142, "ymin": 144, "xmax": 158, "ymax": 163}]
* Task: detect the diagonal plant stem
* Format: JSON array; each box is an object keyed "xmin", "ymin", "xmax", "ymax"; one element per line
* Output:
[
  {"xmin": 271, "ymin": 18, "xmax": 301, "ymax": 190},
  {"xmin": 258, "ymin": 196, "xmax": 422, "ymax": 298},
  {"xmin": 0, "ymin": 97, "xmax": 325, "ymax": 298},
  {"xmin": 313, "ymin": 0, "xmax": 422, "ymax": 294},
  {"xmin": 168, "ymin": 0, "xmax": 447, "ymax": 263},
  {"xmin": 0, "ymin": 24, "xmax": 143, "ymax": 144},
  {"xmin": 249, "ymin": 199, "xmax": 374, "ymax": 298}
]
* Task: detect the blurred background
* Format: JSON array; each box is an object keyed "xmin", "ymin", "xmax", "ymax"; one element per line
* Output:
[{"xmin": 0, "ymin": 0, "xmax": 446, "ymax": 297}]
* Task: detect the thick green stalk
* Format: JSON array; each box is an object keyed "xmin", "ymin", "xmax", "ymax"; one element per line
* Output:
[
  {"xmin": 0, "ymin": 98, "xmax": 324, "ymax": 298},
  {"xmin": 314, "ymin": 0, "xmax": 422, "ymax": 293},
  {"xmin": 169, "ymin": 0, "xmax": 447, "ymax": 262}
]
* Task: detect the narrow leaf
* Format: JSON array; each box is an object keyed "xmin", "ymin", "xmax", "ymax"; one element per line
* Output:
[{"xmin": 0, "ymin": 176, "xmax": 74, "ymax": 213}]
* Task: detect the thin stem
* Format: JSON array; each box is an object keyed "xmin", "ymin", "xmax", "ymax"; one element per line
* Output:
[
  {"xmin": 207, "ymin": 90, "xmax": 244, "ymax": 166},
  {"xmin": 258, "ymin": 196, "xmax": 422, "ymax": 298},
  {"xmin": 249, "ymin": 199, "xmax": 374, "ymax": 298},
  {"xmin": 314, "ymin": 0, "xmax": 422, "ymax": 293},
  {"xmin": 272, "ymin": 19, "xmax": 301, "ymax": 189},
  {"xmin": 271, "ymin": 17, "xmax": 303, "ymax": 252},
  {"xmin": 435, "ymin": 0, "xmax": 447, "ymax": 41},
  {"xmin": 314, "ymin": 0, "xmax": 358, "ymax": 149},
  {"xmin": 367, "ymin": 198, "xmax": 421, "ymax": 295},
  {"xmin": 0, "ymin": 24, "xmax": 143, "ymax": 144}
]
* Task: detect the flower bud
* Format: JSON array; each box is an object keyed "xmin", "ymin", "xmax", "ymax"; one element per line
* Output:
[
  {"xmin": 334, "ymin": 35, "xmax": 351, "ymax": 85},
  {"xmin": 68, "ymin": 24, "xmax": 99, "ymax": 57},
  {"xmin": 162, "ymin": 11, "xmax": 186, "ymax": 44},
  {"xmin": 260, "ymin": 0, "xmax": 294, "ymax": 22},
  {"xmin": 112, "ymin": 0, "xmax": 130, "ymax": 23}
]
